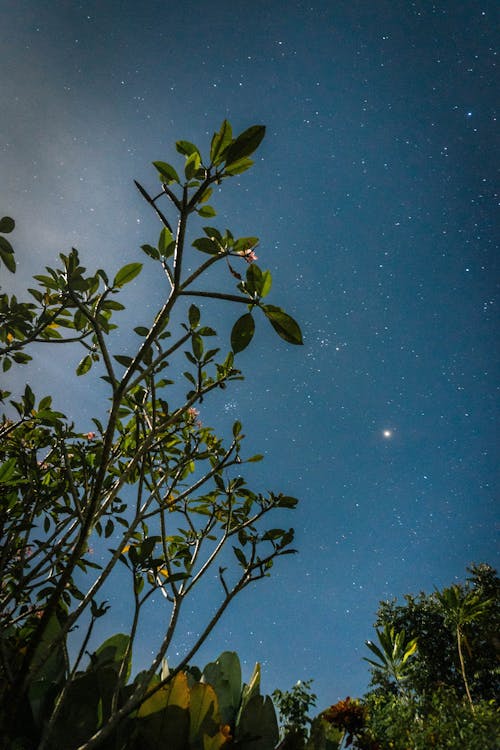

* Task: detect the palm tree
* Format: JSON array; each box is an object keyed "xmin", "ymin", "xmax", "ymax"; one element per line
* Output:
[{"xmin": 435, "ymin": 584, "xmax": 493, "ymax": 711}]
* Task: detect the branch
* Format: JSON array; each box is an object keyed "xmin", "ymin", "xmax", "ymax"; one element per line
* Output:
[
  {"xmin": 179, "ymin": 290, "xmax": 252, "ymax": 305},
  {"xmin": 0, "ymin": 301, "xmax": 70, "ymax": 356},
  {"xmin": 172, "ymin": 186, "xmax": 188, "ymax": 289},
  {"xmin": 134, "ymin": 180, "xmax": 174, "ymax": 233},
  {"xmin": 66, "ymin": 288, "xmax": 117, "ymax": 389},
  {"xmin": 161, "ymin": 184, "xmax": 182, "ymax": 211}
]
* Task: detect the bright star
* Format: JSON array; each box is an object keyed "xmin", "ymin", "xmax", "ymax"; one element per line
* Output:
[{"xmin": 382, "ymin": 429, "xmax": 393, "ymax": 439}]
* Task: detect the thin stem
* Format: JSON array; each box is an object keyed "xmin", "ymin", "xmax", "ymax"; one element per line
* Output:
[
  {"xmin": 161, "ymin": 184, "xmax": 181, "ymax": 211},
  {"xmin": 457, "ymin": 624, "xmax": 475, "ymax": 711},
  {"xmin": 134, "ymin": 180, "xmax": 174, "ymax": 232},
  {"xmin": 179, "ymin": 290, "xmax": 252, "ymax": 305},
  {"xmin": 173, "ymin": 186, "xmax": 188, "ymax": 289}
]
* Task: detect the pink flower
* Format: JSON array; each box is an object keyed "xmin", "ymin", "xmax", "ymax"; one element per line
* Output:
[
  {"xmin": 86, "ymin": 432, "xmax": 96, "ymax": 441},
  {"xmin": 242, "ymin": 248, "xmax": 258, "ymax": 263},
  {"xmin": 186, "ymin": 407, "xmax": 202, "ymax": 427}
]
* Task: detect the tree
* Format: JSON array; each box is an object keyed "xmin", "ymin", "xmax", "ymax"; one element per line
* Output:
[
  {"xmin": 435, "ymin": 584, "xmax": 493, "ymax": 710},
  {"xmin": 371, "ymin": 564, "xmax": 500, "ymax": 702},
  {"xmin": 273, "ymin": 679, "xmax": 317, "ymax": 749},
  {"xmin": 292, "ymin": 565, "xmax": 499, "ymax": 750},
  {"xmin": 273, "ymin": 680, "xmax": 344, "ymax": 750},
  {"xmin": 0, "ymin": 121, "xmax": 303, "ymax": 749},
  {"xmin": 358, "ymin": 564, "xmax": 500, "ymax": 749}
]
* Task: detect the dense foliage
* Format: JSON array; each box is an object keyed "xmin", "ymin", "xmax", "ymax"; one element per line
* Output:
[
  {"xmin": 276, "ymin": 565, "xmax": 499, "ymax": 750},
  {"xmin": 371, "ymin": 563, "xmax": 500, "ymax": 702},
  {"xmin": 0, "ymin": 122, "xmax": 302, "ymax": 749}
]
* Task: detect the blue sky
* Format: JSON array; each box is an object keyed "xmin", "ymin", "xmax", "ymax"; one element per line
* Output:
[{"xmin": 2, "ymin": 0, "xmax": 498, "ymax": 708}]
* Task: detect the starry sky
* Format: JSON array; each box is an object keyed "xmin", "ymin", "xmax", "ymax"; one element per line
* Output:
[{"xmin": 2, "ymin": 0, "xmax": 498, "ymax": 710}]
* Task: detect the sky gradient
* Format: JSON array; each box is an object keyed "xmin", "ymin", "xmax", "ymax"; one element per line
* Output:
[{"xmin": 2, "ymin": 0, "xmax": 498, "ymax": 709}]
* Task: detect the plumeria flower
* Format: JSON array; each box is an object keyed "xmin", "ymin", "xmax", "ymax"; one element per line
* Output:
[
  {"xmin": 243, "ymin": 248, "xmax": 258, "ymax": 263},
  {"xmin": 237, "ymin": 247, "xmax": 258, "ymax": 263},
  {"xmin": 186, "ymin": 407, "xmax": 201, "ymax": 426}
]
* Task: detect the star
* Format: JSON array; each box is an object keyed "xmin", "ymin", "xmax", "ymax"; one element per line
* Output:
[{"xmin": 382, "ymin": 429, "xmax": 393, "ymax": 439}]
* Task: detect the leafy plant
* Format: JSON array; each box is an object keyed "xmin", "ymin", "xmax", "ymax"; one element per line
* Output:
[
  {"xmin": 273, "ymin": 679, "xmax": 317, "ymax": 748},
  {"xmin": 0, "ymin": 121, "xmax": 302, "ymax": 749},
  {"xmin": 364, "ymin": 625, "xmax": 417, "ymax": 695},
  {"xmin": 283, "ymin": 565, "xmax": 499, "ymax": 750},
  {"xmin": 371, "ymin": 564, "xmax": 500, "ymax": 701},
  {"xmin": 363, "ymin": 688, "xmax": 499, "ymax": 750}
]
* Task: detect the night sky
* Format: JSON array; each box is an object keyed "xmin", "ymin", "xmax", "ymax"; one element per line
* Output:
[{"xmin": 2, "ymin": 1, "xmax": 498, "ymax": 710}]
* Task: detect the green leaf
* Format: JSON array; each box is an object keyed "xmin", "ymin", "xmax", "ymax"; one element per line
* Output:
[
  {"xmin": 192, "ymin": 333, "xmax": 203, "ymax": 360},
  {"xmin": 237, "ymin": 694, "xmax": 279, "ymax": 749},
  {"xmin": 233, "ymin": 547, "xmax": 247, "ymax": 567},
  {"xmin": 11, "ymin": 352, "xmax": 31, "ymax": 364},
  {"xmin": 141, "ymin": 243, "xmax": 160, "ymax": 260},
  {"xmin": 176, "ymin": 140, "xmax": 201, "ymax": 158},
  {"xmin": 113, "ymin": 355, "xmax": 133, "ymax": 367},
  {"xmin": 225, "ymin": 125, "xmax": 265, "ymax": 165},
  {"xmin": 76, "ymin": 355, "xmax": 93, "ymax": 376},
  {"xmin": 0, "ymin": 216, "xmax": 15, "ymax": 233},
  {"xmin": 189, "ymin": 305, "xmax": 200, "ymax": 328},
  {"xmin": 38, "ymin": 395, "xmax": 52, "ymax": 410},
  {"xmin": 138, "ymin": 537, "xmax": 156, "ymax": 561},
  {"xmin": 113, "ymin": 262, "xmax": 143, "ymax": 288},
  {"xmin": 102, "ymin": 299, "xmax": 125, "ymax": 311},
  {"xmin": 0, "ymin": 457, "xmax": 17, "ymax": 483},
  {"xmin": 260, "ymin": 270, "xmax": 272, "ymax": 297},
  {"xmin": 197, "ymin": 205, "xmax": 216, "ymax": 218},
  {"xmin": 245, "ymin": 263, "xmax": 262, "ymax": 296},
  {"xmin": 247, "ymin": 454, "xmax": 264, "ymax": 463},
  {"xmin": 203, "ymin": 226, "xmax": 222, "ymax": 242},
  {"xmin": 24, "ymin": 384, "xmax": 35, "ymax": 414},
  {"xmin": 159, "ymin": 227, "xmax": 175, "ymax": 257},
  {"xmin": 210, "ymin": 119, "xmax": 233, "ymax": 165},
  {"xmin": 153, "ymin": 160, "xmax": 180, "ymax": 184},
  {"xmin": 91, "ymin": 633, "xmax": 131, "ymax": 680},
  {"xmin": 224, "ymin": 157, "xmax": 254, "ymax": 176},
  {"xmin": 192, "ymin": 237, "xmax": 219, "ymax": 255},
  {"xmin": 262, "ymin": 305, "xmax": 303, "ymax": 345},
  {"xmin": 184, "ymin": 151, "xmax": 201, "ymax": 180},
  {"xmin": 0, "ymin": 236, "xmax": 15, "ymax": 272},
  {"xmin": 231, "ymin": 313, "xmax": 255, "ymax": 353},
  {"xmin": 277, "ymin": 495, "xmax": 299, "ymax": 508}
]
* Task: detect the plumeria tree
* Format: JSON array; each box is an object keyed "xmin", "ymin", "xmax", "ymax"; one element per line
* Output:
[{"xmin": 0, "ymin": 121, "xmax": 302, "ymax": 749}]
